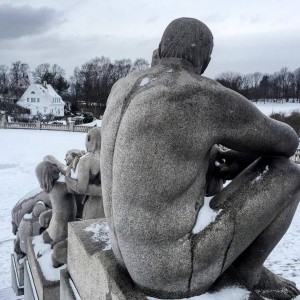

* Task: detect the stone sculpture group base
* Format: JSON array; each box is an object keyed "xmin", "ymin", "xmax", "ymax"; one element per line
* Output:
[
  {"xmin": 24, "ymin": 236, "xmax": 67, "ymax": 300},
  {"xmin": 17, "ymin": 218, "xmax": 296, "ymax": 300},
  {"xmin": 67, "ymin": 219, "xmax": 147, "ymax": 299}
]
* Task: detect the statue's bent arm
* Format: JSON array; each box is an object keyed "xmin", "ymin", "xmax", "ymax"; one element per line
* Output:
[{"xmin": 215, "ymin": 89, "xmax": 298, "ymax": 157}]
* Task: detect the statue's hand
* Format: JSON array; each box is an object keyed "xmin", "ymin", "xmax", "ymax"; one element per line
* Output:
[
  {"xmin": 217, "ymin": 149, "xmax": 259, "ymax": 180},
  {"xmin": 39, "ymin": 209, "xmax": 52, "ymax": 228},
  {"xmin": 206, "ymin": 145, "xmax": 225, "ymax": 196}
]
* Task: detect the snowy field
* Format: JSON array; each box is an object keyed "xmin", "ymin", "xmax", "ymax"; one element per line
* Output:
[
  {"xmin": 0, "ymin": 102, "xmax": 300, "ymax": 297},
  {"xmin": 253, "ymin": 101, "xmax": 300, "ymax": 116},
  {"xmin": 0, "ymin": 130, "xmax": 85, "ymax": 290}
]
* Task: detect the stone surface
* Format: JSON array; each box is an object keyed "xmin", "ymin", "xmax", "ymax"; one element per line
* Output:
[
  {"xmin": 11, "ymin": 189, "xmax": 51, "ymax": 235},
  {"xmin": 26, "ymin": 237, "xmax": 62, "ymax": 300},
  {"xmin": 24, "ymin": 257, "xmax": 38, "ymax": 300},
  {"xmin": 101, "ymin": 17, "xmax": 300, "ymax": 299},
  {"xmin": 36, "ymin": 160, "xmax": 76, "ymax": 266},
  {"xmin": 12, "ymin": 192, "xmax": 50, "ymax": 260},
  {"xmin": 11, "ymin": 253, "xmax": 24, "ymax": 296},
  {"xmin": 68, "ymin": 219, "xmax": 147, "ymax": 300},
  {"xmin": 60, "ymin": 269, "xmax": 77, "ymax": 300},
  {"xmin": 65, "ymin": 127, "xmax": 104, "ymax": 220}
]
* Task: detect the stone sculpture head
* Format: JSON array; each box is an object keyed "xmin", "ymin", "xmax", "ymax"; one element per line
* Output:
[
  {"xmin": 85, "ymin": 127, "xmax": 101, "ymax": 153},
  {"xmin": 151, "ymin": 49, "xmax": 160, "ymax": 67},
  {"xmin": 65, "ymin": 149, "xmax": 86, "ymax": 166},
  {"xmin": 159, "ymin": 17, "xmax": 214, "ymax": 74},
  {"xmin": 35, "ymin": 161, "xmax": 60, "ymax": 193}
]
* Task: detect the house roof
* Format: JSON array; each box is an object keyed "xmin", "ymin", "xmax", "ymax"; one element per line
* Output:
[
  {"xmin": 19, "ymin": 83, "xmax": 65, "ymax": 104},
  {"xmin": 36, "ymin": 84, "xmax": 62, "ymax": 99}
]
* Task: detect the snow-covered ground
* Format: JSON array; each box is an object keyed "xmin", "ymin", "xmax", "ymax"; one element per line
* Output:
[
  {"xmin": 253, "ymin": 101, "xmax": 300, "ymax": 116},
  {"xmin": 0, "ymin": 130, "xmax": 85, "ymax": 290},
  {"xmin": 0, "ymin": 102, "xmax": 300, "ymax": 297}
]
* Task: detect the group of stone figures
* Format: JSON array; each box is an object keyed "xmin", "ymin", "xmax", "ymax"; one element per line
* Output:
[
  {"xmin": 12, "ymin": 18, "xmax": 300, "ymax": 299},
  {"xmin": 12, "ymin": 127, "xmax": 103, "ymax": 267}
]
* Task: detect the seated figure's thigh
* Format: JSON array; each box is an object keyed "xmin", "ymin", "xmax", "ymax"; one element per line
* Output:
[{"xmin": 190, "ymin": 156, "xmax": 300, "ymax": 294}]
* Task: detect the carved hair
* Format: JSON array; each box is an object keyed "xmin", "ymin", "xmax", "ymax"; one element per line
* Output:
[
  {"xmin": 159, "ymin": 18, "xmax": 213, "ymax": 74},
  {"xmin": 35, "ymin": 161, "xmax": 60, "ymax": 193}
]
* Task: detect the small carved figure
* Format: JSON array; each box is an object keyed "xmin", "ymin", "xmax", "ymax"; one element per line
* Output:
[
  {"xmin": 11, "ymin": 189, "xmax": 51, "ymax": 260},
  {"xmin": 35, "ymin": 160, "xmax": 76, "ymax": 267},
  {"xmin": 65, "ymin": 127, "xmax": 104, "ymax": 219}
]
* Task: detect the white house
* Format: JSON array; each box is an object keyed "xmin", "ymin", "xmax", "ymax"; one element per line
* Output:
[{"xmin": 17, "ymin": 82, "xmax": 65, "ymax": 116}]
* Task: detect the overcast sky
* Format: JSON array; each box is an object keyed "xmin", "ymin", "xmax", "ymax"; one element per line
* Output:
[{"xmin": 0, "ymin": 0, "xmax": 300, "ymax": 78}]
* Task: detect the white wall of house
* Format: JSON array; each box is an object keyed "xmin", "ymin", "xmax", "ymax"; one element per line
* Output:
[{"xmin": 17, "ymin": 83, "xmax": 65, "ymax": 116}]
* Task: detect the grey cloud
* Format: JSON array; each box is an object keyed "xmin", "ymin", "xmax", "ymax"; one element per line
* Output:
[
  {"xmin": 146, "ymin": 16, "xmax": 158, "ymax": 24},
  {"xmin": 0, "ymin": 4, "xmax": 63, "ymax": 40},
  {"xmin": 207, "ymin": 30, "xmax": 300, "ymax": 77}
]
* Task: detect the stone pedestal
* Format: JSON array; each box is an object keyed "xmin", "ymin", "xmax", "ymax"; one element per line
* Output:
[
  {"xmin": 60, "ymin": 269, "xmax": 80, "ymax": 300},
  {"xmin": 67, "ymin": 219, "xmax": 147, "ymax": 300},
  {"xmin": 11, "ymin": 253, "xmax": 24, "ymax": 296},
  {"xmin": 25, "ymin": 236, "xmax": 67, "ymax": 300}
]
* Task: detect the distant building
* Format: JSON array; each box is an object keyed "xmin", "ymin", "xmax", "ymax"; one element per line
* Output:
[{"xmin": 17, "ymin": 81, "xmax": 65, "ymax": 116}]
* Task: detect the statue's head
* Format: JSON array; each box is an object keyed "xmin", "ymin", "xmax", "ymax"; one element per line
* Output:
[
  {"xmin": 86, "ymin": 127, "xmax": 101, "ymax": 153},
  {"xmin": 65, "ymin": 149, "xmax": 86, "ymax": 166},
  {"xmin": 35, "ymin": 161, "xmax": 60, "ymax": 193},
  {"xmin": 159, "ymin": 18, "xmax": 213, "ymax": 74},
  {"xmin": 151, "ymin": 49, "xmax": 160, "ymax": 67}
]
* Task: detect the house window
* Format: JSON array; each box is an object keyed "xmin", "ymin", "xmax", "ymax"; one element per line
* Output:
[
  {"xmin": 37, "ymin": 98, "xmax": 40, "ymax": 102},
  {"xmin": 58, "ymin": 109, "xmax": 60, "ymax": 114},
  {"xmin": 44, "ymin": 108, "xmax": 46, "ymax": 113},
  {"xmin": 27, "ymin": 98, "xmax": 29, "ymax": 102},
  {"xmin": 31, "ymin": 91, "xmax": 35, "ymax": 94}
]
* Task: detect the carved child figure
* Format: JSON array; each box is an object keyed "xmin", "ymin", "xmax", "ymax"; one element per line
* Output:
[
  {"xmin": 65, "ymin": 127, "xmax": 104, "ymax": 219},
  {"xmin": 35, "ymin": 160, "xmax": 76, "ymax": 267}
]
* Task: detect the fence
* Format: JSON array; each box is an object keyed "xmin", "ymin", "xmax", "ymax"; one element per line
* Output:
[{"xmin": 0, "ymin": 119, "xmax": 91, "ymax": 133}]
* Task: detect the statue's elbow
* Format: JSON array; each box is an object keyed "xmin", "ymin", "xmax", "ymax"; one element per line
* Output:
[{"xmin": 283, "ymin": 129, "xmax": 299, "ymax": 157}]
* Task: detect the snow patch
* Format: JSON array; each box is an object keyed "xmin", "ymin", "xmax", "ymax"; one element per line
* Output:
[
  {"xmin": 252, "ymin": 165, "xmax": 269, "ymax": 184},
  {"xmin": 140, "ymin": 77, "xmax": 150, "ymax": 86},
  {"xmin": 147, "ymin": 286, "xmax": 250, "ymax": 300},
  {"xmin": 71, "ymin": 168, "xmax": 78, "ymax": 179},
  {"xmin": 166, "ymin": 69, "xmax": 173, "ymax": 73},
  {"xmin": 85, "ymin": 222, "xmax": 111, "ymax": 251},
  {"xmin": 23, "ymin": 213, "xmax": 32, "ymax": 220},
  {"xmin": 192, "ymin": 197, "xmax": 222, "ymax": 234},
  {"xmin": 32, "ymin": 235, "xmax": 66, "ymax": 281},
  {"xmin": 57, "ymin": 174, "xmax": 65, "ymax": 183}
]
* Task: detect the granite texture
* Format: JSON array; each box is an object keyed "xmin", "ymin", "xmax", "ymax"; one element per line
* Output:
[
  {"xmin": 60, "ymin": 269, "xmax": 77, "ymax": 300},
  {"xmin": 11, "ymin": 253, "xmax": 24, "ymax": 296},
  {"xmin": 27, "ymin": 237, "xmax": 61, "ymax": 300},
  {"xmin": 36, "ymin": 161, "xmax": 76, "ymax": 267},
  {"xmin": 64, "ymin": 127, "xmax": 104, "ymax": 220},
  {"xmin": 68, "ymin": 219, "xmax": 147, "ymax": 300},
  {"xmin": 101, "ymin": 17, "xmax": 300, "ymax": 299}
]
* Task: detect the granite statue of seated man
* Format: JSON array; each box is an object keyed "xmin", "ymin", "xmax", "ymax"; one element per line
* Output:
[{"xmin": 101, "ymin": 17, "xmax": 300, "ymax": 299}]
